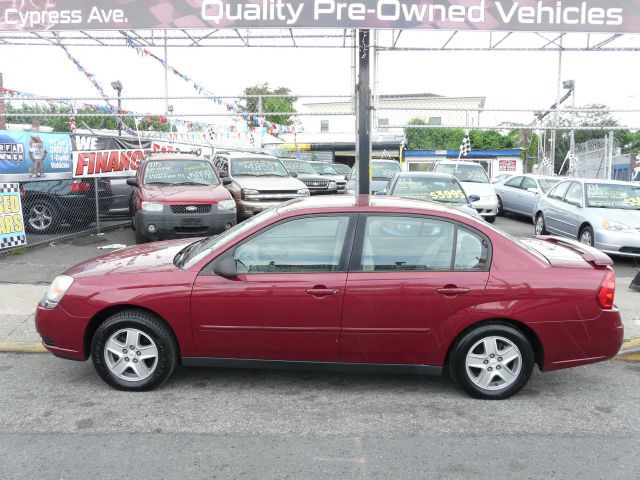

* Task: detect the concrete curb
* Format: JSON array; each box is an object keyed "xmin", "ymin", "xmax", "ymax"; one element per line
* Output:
[{"xmin": 616, "ymin": 338, "xmax": 640, "ymax": 362}]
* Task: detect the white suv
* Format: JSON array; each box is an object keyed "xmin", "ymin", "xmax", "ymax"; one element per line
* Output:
[{"xmin": 432, "ymin": 161, "xmax": 498, "ymax": 223}]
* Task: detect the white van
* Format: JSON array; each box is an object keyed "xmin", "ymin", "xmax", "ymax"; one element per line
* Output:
[{"xmin": 432, "ymin": 160, "xmax": 498, "ymax": 223}]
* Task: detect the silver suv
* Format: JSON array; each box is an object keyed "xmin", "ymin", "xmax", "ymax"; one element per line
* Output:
[{"xmin": 213, "ymin": 153, "xmax": 309, "ymax": 219}]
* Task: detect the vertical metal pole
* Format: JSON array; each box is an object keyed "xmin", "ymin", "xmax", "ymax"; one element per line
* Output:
[
  {"xmin": 94, "ymin": 177, "xmax": 101, "ymax": 234},
  {"xmin": 357, "ymin": 29, "xmax": 371, "ymax": 196},
  {"xmin": 117, "ymin": 91, "xmax": 122, "ymax": 137},
  {"xmin": 0, "ymin": 73, "xmax": 6, "ymax": 130},
  {"xmin": 569, "ymin": 83, "xmax": 576, "ymax": 157},
  {"xmin": 607, "ymin": 131, "xmax": 615, "ymax": 180},
  {"xmin": 550, "ymin": 38, "xmax": 563, "ymax": 172},
  {"xmin": 164, "ymin": 31, "xmax": 169, "ymax": 114}
]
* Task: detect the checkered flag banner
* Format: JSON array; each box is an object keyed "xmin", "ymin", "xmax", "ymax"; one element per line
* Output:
[
  {"xmin": 0, "ymin": 183, "xmax": 27, "ymax": 250},
  {"xmin": 459, "ymin": 134, "xmax": 471, "ymax": 157},
  {"xmin": 542, "ymin": 157, "xmax": 552, "ymax": 167}
]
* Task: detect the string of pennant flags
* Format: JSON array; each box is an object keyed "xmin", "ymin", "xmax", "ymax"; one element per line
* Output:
[{"xmin": 124, "ymin": 37, "xmax": 296, "ymax": 135}]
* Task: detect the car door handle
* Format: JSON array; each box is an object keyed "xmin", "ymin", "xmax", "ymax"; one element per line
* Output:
[
  {"xmin": 305, "ymin": 288, "xmax": 340, "ymax": 297},
  {"xmin": 436, "ymin": 286, "xmax": 471, "ymax": 296}
]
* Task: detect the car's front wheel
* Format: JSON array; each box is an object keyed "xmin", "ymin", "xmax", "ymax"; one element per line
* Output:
[
  {"xmin": 449, "ymin": 323, "xmax": 535, "ymax": 400},
  {"xmin": 91, "ymin": 310, "xmax": 178, "ymax": 391},
  {"xmin": 579, "ymin": 226, "xmax": 594, "ymax": 247},
  {"xmin": 535, "ymin": 213, "xmax": 547, "ymax": 235}
]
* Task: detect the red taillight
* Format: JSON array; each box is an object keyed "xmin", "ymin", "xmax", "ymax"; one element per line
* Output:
[
  {"xmin": 597, "ymin": 268, "xmax": 616, "ymax": 310},
  {"xmin": 70, "ymin": 180, "xmax": 91, "ymax": 193}
]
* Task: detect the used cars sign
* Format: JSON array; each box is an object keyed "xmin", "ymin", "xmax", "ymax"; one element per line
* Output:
[{"xmin": 0, "ymin": 1, "xmax": 638, "ymax": 33}]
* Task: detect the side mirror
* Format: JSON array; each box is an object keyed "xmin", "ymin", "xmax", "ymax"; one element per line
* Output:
[
  {"xmin": 213, "ymin": 255, "xmax": 237, "ymax": 278},
  {"xmin": 290, "ymin": 172, "xmax": 298, "ymax": 178},
  {"xmin": 219, "ymin": 171, "xmax": 230, "ymax": 178},
  {"xmin": 344, "ymin": 174, "xmax": 350, "ymax": 180},
  {"xmin": 567, "ymin": 200, "xmax": 583, "ymax": 208},
  {"xmin": 469, "ymin": 195, "xmax": 481, "ymax": 202},
  {"xmin": 126, "ymin": 178, "xmax": 139, "ymax": 187},
  {"xmin": 374, "ymin": 191, "xmax": 387, "ymax": 196},
  {"xmin": 222, "ymin": 177, "xmax": 232, "ymax": 186},
  {"xmin": 527, "ymin": 187, "xmax": 540, "ymax": 194}
]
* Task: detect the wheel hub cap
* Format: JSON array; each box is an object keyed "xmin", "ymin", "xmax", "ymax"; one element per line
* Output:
[
  {"xmin": 465, "ymin": 336, "xmax": 522, "ymax": 392},
  {"xmin": 104, "ymin": 328, "xmax": 158, "ymax": 382}
]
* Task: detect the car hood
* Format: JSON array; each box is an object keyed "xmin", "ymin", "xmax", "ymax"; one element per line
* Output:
[
  {"xmin": 142, "ymin": 184, "xmax": 231, "ymax": 203},
  {"xmin": 587, "ymin": 208, "xmax": 640, "ymax": 227},
  {"xmin": 459, "ymin": 182, "xmax": 496, "ymax": 196},
  {"xmin": 65, "ymin": 239, "xmax": 195, "ymax": 278},
  {"xmin": 231, "ymin": 176, "xmax": 306, "ymax": 191},
  {"xmin": 296, "ymin": 173, "xmax": 331, "ymax": 182}
]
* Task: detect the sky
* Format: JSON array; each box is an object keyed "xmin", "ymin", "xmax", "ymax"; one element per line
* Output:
[{"xmin": 2, "ymin": 30, "xmax": 640, "ymax": 130}]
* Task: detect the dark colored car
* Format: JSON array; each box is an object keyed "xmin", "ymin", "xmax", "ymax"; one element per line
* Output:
[
  {"xmin": 331, "ymin": 163, "xmax": 352, "ymax": 177},
  {"xmin": 128, "ymin": 154, "xmax": 237, "ymax": 244},
  {"xmin": 22, "ymin": 178, "xmax": 114, "ymax": 234},
  {"xmin": 281, "ymin": 158, "xmax": 338, "ymax": 195},
  {"xmin": 308, "ymin": 161, "xmax": 348, "ymax": 193},
  {"xmin": 36, "ymin": 196, "xmax": 623, "ymax": 399}
]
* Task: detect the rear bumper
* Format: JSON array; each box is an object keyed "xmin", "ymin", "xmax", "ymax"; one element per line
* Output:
[
  {"xmin": 35, "ymin": 304, "xmax": 89, "ymax": 361},
  {"xmin": 136, "ymin": 209, "xmax": 237, "ymax": 240},
  {"xmin": 535, "ymin": 308, "xmax": 624, "ymax": 372}
]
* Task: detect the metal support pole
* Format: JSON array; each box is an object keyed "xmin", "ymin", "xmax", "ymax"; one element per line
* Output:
[
  {"xmin": 357, "ymin": 29, "xmax": 371, "ymax": 196},
  {"xmin": 569, "ymin": 83, "xmax": 576, "ymax": 157},
  {"xmin": 164, "ymin": 31, "xmax": 169, "ymax": 114},
  {"xmin": 607, "ymin": 131, "xmax": 615, "ymax": 180},
  {"xmin": 117, "ymin": 92, "xmax": 122, "ymax": 137},
  {"xmin": 94, "ymin": 177, "xmax": 101, "ymax": 235},
  {"xmin": 0, "ymin": 73, "xmax": 6, "ymax": 130},
  {"xmin": 550, "ymin": 38, "xmax": 563, "ymax": 172}
]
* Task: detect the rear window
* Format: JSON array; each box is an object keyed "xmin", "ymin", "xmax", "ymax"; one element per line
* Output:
[
  {"xmin": 434, "ymin": 164, "xmax": 489, "ymax": 184},
  {"xmin": 143, "ymin": 160, "xmax": 219, "ymax": 186}
]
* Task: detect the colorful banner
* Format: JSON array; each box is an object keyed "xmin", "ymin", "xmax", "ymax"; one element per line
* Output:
[
  {"xmin": 0, "ymin": 1, "xmax": 639, "ymax": 33},
  {"xmin": 0, "ymin": 131, "xmax": 73, "ymax": 182},
  {"xmin": 0, "ymin": 183, "xmax": 26, "ymax": 250}
]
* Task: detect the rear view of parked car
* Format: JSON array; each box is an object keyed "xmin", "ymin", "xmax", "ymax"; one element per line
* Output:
[
  {"xmin": 432, "ymin": 161, "xmax": 498, "ymax": 223},
  {"xmin": 346, "ymin": 159, "xmax": 401, "ymax": 195},
  {"xmin": 22, "ymin": 178, "xmax": 114, "ymax": 234},
  {"xmin": 494, "ymin": 174, "xmax": 560, "ymax": 218},
  {"xmin": 534, "ymin": 179, "xmax": 640, "ymax": 257}
]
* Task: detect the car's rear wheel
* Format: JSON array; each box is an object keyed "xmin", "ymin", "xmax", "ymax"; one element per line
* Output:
[
  {"xmin": 535, "ymin": 213, "xmax": 547, "ymax": 235},
  {"xmin": 497, "ymin": 197, "xmax": 504, "ymax": 216},
  {"xmin": 579, "ymin": 226, "xmax": 594, "ymax": 247},
  {"xmin": 91, "ymin": 310, "xmax": 178, "ymax": 391},
  {"xmin": 449, "ymin": 323, "xmax": 534, "ymax": 400},
  {"xmin": 25, "ymin": 199, "xmax": 60, "ymax": 234}
]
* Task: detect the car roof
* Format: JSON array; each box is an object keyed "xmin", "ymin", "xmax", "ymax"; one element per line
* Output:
[
  {"xmin": 277, "ymin": 194, "xmax": 466, "ymax": 217},
  {"xmin": 435, "ymin": 160, "xmax": 483, "ymax": 166},
  {"xmin": 143, "ymin": 154, "xmax": 207, "ymax": 162},
  {"xmin": 557, "ymin": 178, "xmax": 637, "ymax": 186},
  {"xmin": 395, "ymin": 172, "xmax": 456, "ymax": 180},
  {"xmin": 222, "ymin": 152, "xmax": 279, "ymax": 160}
]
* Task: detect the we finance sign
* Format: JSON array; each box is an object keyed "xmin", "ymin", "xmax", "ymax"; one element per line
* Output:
[{"xmin": 0, "ymin": 1, "xmax": 639, "ymax": 34}]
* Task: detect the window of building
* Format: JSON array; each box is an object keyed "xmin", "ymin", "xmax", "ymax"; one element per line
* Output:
[{"xmin": 320, "ymin": 120, "xmax": 329, "ymax": 133}]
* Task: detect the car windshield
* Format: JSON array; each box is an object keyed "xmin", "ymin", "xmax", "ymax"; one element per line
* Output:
[
  {"xmin": 311, "ymin": 163, "xmax": 338, "ymax": 175},
  {"xmin": 143, "ymin": 160, "xmax": 219, "ymax": 186},
  {"xmin": 538, "ymin": 179, "xmax": 561, "ymax": 193},
  {"xmin": 372, "ymin": 162, "xmax": 401, "ymax": 181},
  {"xmin": 331, "ymin": 164, "xmax": 351, "ymax": 175},
  {"xmin": 586, "ymin": 183, "xmax": 640, "ymax": 209},
  {"xmin": 282, "ymin": 160, "xmax": 316, "ymax": 175},
  {"xmin": 181, "ymin": 208, "xmax": 279, "ymax": 269},
  {"xmin": 391, "ymin": 177, "xmax": 468, "ymax": 204},
  {"xmin": 230, "ymin": 158, "xmax": 289, "ymax": 177},
  {"xmin": 435, "ymin": 164, "xmax": 489, "ymax": 184}
]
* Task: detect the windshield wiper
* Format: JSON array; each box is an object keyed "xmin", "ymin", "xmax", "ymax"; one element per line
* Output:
[
  {"xmin": 174, "ymin": 182, "xmax": 211, "ymax": 186},
  {"xmin": 174, "ymin": 238, "xmax": 206, "ymax": 268},
  {"xmin": 146, "ymin": 181, "xmax": 173, "ymax": 185}
]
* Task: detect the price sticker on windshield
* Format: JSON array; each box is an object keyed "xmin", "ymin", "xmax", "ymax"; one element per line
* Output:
[
  {"xmin": 624, "ymin": 196, "xmax": 640, "ymax": 207},
  {"xmin": 429, "ymin": 189, "xmax": 466, "ymax": 200}
]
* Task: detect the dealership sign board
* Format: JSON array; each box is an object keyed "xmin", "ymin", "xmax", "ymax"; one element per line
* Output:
[
  {"xmin": 0, "ymin": 131, "xmax": 73, "ymax": 182},
  {"xmin": 1, "ymin": 1, "xmax": 639, "ymax": 33}
]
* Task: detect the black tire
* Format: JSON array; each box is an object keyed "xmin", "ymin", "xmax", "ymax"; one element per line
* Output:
[
  {"xmin": 448, "ymin": 323, "xmax": 535, "ymax": 400},
  {"xmin": 91, "ymin": 309, "xmax": 178, "ymax": 391},
  {"xmin": 24, "ymin": 199, "xmax": 60, "ymax": 234},
  {"xmin": 535, "ymin": 213, "xmax": 548, "ymax": 235},
  {"xmin": 579, "ymin": 226, "xmax": 595, "ymax": 247},
  {"xmin": 497, "ymin": 197, "xmax": 504, "ymax": 217},
  {"xmin": 134, "ymin": 216, "xmax": 148, "ymax": 244},
  {"xmin": 485, "ymin": 216, "xmax": 496, "ymax": 224}
]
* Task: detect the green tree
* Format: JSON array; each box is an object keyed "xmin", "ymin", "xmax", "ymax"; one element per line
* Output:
[
  {"xmin": 242, "ymin": 83, "xmax": 297, "ymax": 127},
  {"xmin": 404, "ymin": 119, "xmax": 519, "ymax": 151}
]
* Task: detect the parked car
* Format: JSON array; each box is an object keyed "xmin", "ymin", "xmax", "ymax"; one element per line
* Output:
[
  {"xmin": 491, "ymin": 173, "xmax": 514, "ymax": 184},
  {"xmin": 280, "ymin": 158, "xmax": 338, "ymax": 195},
  {"xmin": 108, "ymin": 178, "xmax": 135, "ymax": 217},
  {"xmin": 330, "ymin": 162, "xmax": 352, "ymax": 177},
  {"xmin": 36, "ymin": 195, "xmax": 622, "ymax": 399},
  {"xmin": 432, "ymin": 161, "xmax": 498, "ymax": 223},
  {"xmin": 128, "ymin": 154, "xmax": 237, "ymax": 244},
  {"xmin": 22, "ymin": 178, "xmax": 114, "ymax": 234},
  {"xmin": 213, "ymin": 152, "xmax": 309, "ymax": 219},
  {"xmin": 307, "ymin": 161, "xmax": 348, "ymax": 193},
  {"xmin": 346, "ymin": 159, "xmax": 402, "ymax": 195},
  {"xmin": 494, "ymin": 174, "xmax": 561, "ymax": 218},
  {"xmin": 383, "ymin": 172, "xmax": 482, "ymax": 219},
  {"xmin": 534, "ymin": 179, "xmax": 640, "ymax": 257}
]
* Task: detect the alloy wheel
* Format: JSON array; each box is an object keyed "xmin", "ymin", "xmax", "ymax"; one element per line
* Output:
[
  {"xmin": 535, "ymin": 215, "xmax": 545, "ymax": 235},
  {"xmin": 28, "ymin": 204, "xmax": 53, "ymax": 231},
  {"xmin": 104, "ymin": 328, "xmax": 158, "ymax": 382},
  {"xmin": 465, "ymin": 336, "xmax": 522, "ymax": 392},
  {"xmin": 580, "ymin": 230, "xmax": 593, "ymax": 246}
]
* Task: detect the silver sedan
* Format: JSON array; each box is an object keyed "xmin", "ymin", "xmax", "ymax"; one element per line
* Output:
[
  {"xmin": 494, "ymin": 174, "xmax": 560, "ymax": 218},
  {"xmin": 533, "ymin": 179, "xmax": 640, "ymax": 257}
]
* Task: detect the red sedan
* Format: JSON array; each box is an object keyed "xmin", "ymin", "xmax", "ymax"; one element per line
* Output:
[{"xmin": 35, "ymin": 196, "xmax": 623, "ymax": 399}]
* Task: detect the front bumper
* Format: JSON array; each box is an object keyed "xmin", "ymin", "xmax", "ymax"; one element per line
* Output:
[
  {"xmin": 471, "ymin": 200, "xmax": 498, "ymax": 217},
  {"xmin": 136, "ymin": 207, "xmax": 237, "ymax": 240},
  {"xmin": 35, "ymin": 304, "xmax": 89, "ymax": 361},
  {"xmin": 596, "ymin": 229, "xmax": 640, "ymax": 257},
  {"xmin": 236, "ymin": 199, "xmax": 296, "ymax": 218}
]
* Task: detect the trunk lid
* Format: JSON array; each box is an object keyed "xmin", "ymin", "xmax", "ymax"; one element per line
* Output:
[{"xmin": 521, "ymin": 236, "xmax": 613, "ymax": 268}]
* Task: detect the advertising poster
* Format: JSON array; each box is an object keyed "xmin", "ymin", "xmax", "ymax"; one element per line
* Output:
[
  {"xmin": 0, "ymin": 183, "xmax": 26, "ymax": 250},
  {"xmin": 499, "ymin": 160, "xmax": 517, "ymax": 172},
  {"xmin": 0, "ymin": 130, "xmax": 73, "ymax": 182}
]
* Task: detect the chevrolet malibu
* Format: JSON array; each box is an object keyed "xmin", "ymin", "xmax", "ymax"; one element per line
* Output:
[{"xmin": 36, "ymin": 196, "xmax": 623, "ymax": 399}]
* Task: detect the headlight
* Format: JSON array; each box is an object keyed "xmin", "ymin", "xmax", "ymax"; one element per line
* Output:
[
  {"xmin": 297, "ymin": 189, "xmax": 310, "ymax": 197},
  {"xmin": 241, "ymin": 189, "xmax": 259, "ymax": 200},
  {"xmin": 328, "ymin": 181, "xmax": 337, "ymax": 189},
  {"xmin": 347, "ymin": 189, "xmax": 355, "ymax": 195},
  {"xmin": 217, "ymin": 200, "xmax": 236, "ymax": 211},
  {"xmin": 141, "ymin": 201, "xmax": 164, "ymax": 212},
  {"xmin": 602, "ymin": 220, "xmax": 634, "ymax": 232},
  {"xmin": 480, "ymin": 195, "xmax": 498, "ymax": 203},
  {"xmin": 41, "ymin": 275, "xmax": 74, "ymax": 309}
]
